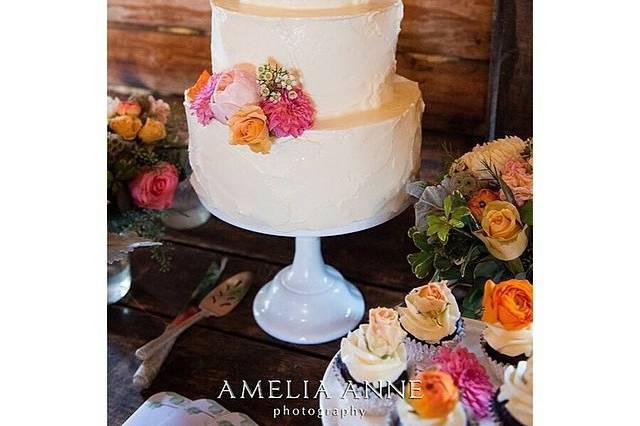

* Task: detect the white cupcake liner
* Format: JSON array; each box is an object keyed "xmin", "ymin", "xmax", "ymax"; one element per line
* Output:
[
  {"xmin": 330, "ymin": 357, "xmax": 399, "ymax": 417},
  {"xmin": 478, "ymin": 335, "xmax": 527, "ymax": 382},
  {"xmin": 405, "ymin": 319, "xmax": 466, "ymax": 375}
]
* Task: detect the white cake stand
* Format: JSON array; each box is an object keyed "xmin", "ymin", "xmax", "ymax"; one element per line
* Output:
[{"xmin": 198, "ymin": 197, "xmax": 410, "ymax": 345}]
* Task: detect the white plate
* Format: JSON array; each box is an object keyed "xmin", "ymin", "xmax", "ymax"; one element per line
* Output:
[{"xmin": 319, "ymin": 318, "xmax": 501, "ymax": 425}]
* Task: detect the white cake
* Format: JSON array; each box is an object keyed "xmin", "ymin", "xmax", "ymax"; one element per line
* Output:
[{"xmin": 186, "ymin": 0, "xmax": 424, "ymax": 233}]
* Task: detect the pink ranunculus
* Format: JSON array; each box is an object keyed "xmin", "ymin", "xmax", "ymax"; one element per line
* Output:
[
  {"xmin": 261, "ymin": 87, "xmax": 315, "ymax": 138},
  {"xmin": 500, "ymin": 157, "xmax": 533, "ymax": 206},
  {"xmin": 148, "ymin": 95, "xmax": 171, "ymax": 124},
  {"xmin": 210, "ymin": 67, "xmax": 261, "ymax": 124},
  {"xmin": 190, "ymin": 73, "xmax": 220, "ymax": 126},
  {"xmin": 433, "ymin": 346, "xmax": 494, "ymax": 418},
  {"xmin": 128, "ymin": 162, "xmax": 179, "ymax": 210}
]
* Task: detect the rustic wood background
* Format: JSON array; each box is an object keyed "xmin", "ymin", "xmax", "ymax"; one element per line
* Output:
[{"xmin": 108, "ymin": 0, "xmax": 495, "ymax": 136}]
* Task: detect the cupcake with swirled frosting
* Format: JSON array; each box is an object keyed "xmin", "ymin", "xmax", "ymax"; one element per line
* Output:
[
  {"xmin": 398, "ymin": 281, "xmax": 464, "ymax": 364},
  {"xmin": 395, "ymin": 369, "xmax": 468, "ymax": 426},
  {"xmin": 480, "ymin": 279, "xmax": 533, "ymax": 375},
  {"xmin": 335, "ymin": 307, "xmax": 409, "ymax": 415},
  {"xmin": 492, "ymin": 357, "xmax": 533, "ymax": 426}
]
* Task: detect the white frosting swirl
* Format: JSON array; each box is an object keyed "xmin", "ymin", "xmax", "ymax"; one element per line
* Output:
[
  {"xmin": 340, "ymin": 324, "xmax": 407, "ymax": 384},
  {"xmin": 498, "ymin": 358, "xmax": 533, "ymax": 426},
  {"xmin": 395, "ymin": 397, "xmax": 467, "ymax": 426},
  {"xmin": 483, "ymin": 323, "xmax": 533, "ymax": 357},
  {"xmin": 398, "ymin": 284, "xmax": 460, "ymax": 343}
]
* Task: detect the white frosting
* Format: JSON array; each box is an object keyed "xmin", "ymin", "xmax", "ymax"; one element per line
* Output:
[
  {"xmin": 339, "ymin": 324, "xmax": 407, "ymax": 384},
  {"xmin": 239, "ymin": 0, "xmax": 369, "ymax": 9},
  {"xmin": 398, "ymin": 285, "xmax": 461, "ymax": 343},
  {"xmin": 186, "ymin": 78, "xmax": 423, "ymax": 233},
  {"xmin": 396, "ymin": 397, "xmax": 467, "ymax": 426},
  {"xmin": 498, "ymin": 358, "xmax": 533, "ymax": 426},
  {"xmin": 211, "ymin": 0, "xmax": 402, "ymax": 118},
  {"xmin": 483, "ymin": 323, "xmax": 533, "ymax": 357}
]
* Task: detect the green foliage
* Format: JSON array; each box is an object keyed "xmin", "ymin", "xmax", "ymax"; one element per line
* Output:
[
  {"xmin": 425, "ymin": 194, "xmax": 471, "ymax": 243},
  {"xmin": 520, "ymin": 200, "xmax": 533, "ymax": 226}
]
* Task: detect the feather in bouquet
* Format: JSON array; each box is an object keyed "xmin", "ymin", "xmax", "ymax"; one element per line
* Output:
[
  {"xmin": 107, "ymin": 94, "xmax": 189, "ymax": 271},
  {"xmin": 406, "ymin": 136, "xmax": 533, "ymax": 318}
]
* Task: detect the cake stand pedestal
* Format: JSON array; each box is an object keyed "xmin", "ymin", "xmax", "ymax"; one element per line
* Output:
[{"xmin": 197, "ymin": 198, "xmax": 410, "ymax": 345}]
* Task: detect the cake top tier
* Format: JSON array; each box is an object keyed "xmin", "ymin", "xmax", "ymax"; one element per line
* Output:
[{"xmin": 238, "ymin": 0, "xmax": 369, "ymax": 9}]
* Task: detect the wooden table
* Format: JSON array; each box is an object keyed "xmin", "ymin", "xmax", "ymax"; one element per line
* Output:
[{"xmin": 107, "ymin": 131, "xmax": 476, "ymax": 425}]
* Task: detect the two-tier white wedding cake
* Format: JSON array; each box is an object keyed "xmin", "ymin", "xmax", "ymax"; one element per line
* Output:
[{"xmin": 185, "ymin": 0, "xmax": 424, "ymax": 233}]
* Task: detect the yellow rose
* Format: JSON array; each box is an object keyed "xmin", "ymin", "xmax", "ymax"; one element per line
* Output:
[
  {"xmin": 138, "ymin": 118, "xmax": 166, "ymax": 144},
  {"xmin": 474, "ymin": 200, "xmax": 528, "ymax": 261},
  {"xmin": 365, "ymin": 307, "xmax": 406, "ymax": 358},
  {"xmin": 228, "ymin": 105, "xmax": 272, "ymax": 154},
  {"xmin": 108, "ymin": 115, "xmax": 142, "ymax": 141}
]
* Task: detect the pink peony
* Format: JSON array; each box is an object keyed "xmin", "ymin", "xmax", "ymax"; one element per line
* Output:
[
  {"xmin": 210, "ymin": 67, "xmax": 261, "ymax": 124},
  {"xmin": 148, "ymin": 95, "xmax": 171, "ymax": 124},
  {"xmin": 500, "ymin": 158, "xmax": 533, "ymax": 206},
  {"xmin": 433, "ymin": 346, "xmax": 494, "ymax": 418},
  {"xmin": 261, "ymin": 87, "xmax": 315, "ymax": 138},
  {"xmin": 128, "ymin": 162, "xmax": 179, "ymax": 210},
  {"xmin": 190, "ymin": 73, "xmax": 220, "ymax": 126}
]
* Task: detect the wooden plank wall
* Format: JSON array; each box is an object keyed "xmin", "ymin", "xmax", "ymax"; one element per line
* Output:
[{"xmin": 108, "ymin": 0, "xmax": 494, "ymax": 136}]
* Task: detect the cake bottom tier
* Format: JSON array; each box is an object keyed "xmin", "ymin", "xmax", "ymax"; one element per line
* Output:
[{"xmin": 187, "ymin": 76, "xmax": 424, "ymax": 233}]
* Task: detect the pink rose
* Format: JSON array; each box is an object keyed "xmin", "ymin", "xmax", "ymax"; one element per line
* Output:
[
  {"xmin": 128, "ymin": 162, "xmax": 179, "ymax": 210},
  {"xmin": 210, "ymin": 67, "xmax": 260, "ymax": 124},
  {"xmin": 500, "ymin": 158, "xmax": 533, "ymax": 206}
]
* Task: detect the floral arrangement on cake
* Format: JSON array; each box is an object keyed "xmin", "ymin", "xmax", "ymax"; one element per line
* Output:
[
  {"xmin": 406, "ymin": 136, "xmax": 533, "ymax": 318},
  {"xmin": 187, "ymin": 61, "xmax": 316, "ymax": 154},
  {"xmin": 107, "ymin": 94, "xmax": 189, "ymax": 270}
]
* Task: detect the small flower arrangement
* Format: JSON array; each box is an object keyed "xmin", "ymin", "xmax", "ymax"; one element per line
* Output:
[
  {"xmin": 107, "ymin": 94, "xmax": 189, "ymax": 270},
  {"xmin": 187, "ymin": 60, "xmax": 316, "ymax": 154},
  {"xmin": 406, "ymin": 136, "xmax": 533, "ymax": 318}
]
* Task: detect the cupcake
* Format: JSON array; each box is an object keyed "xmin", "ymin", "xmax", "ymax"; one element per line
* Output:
[
  {"xmin": 492, "ymin": 357, "xmax": 533, "ymax": 426},
  {"xmin": 397, "ymin": 281, "xmax": 464, "ymax": 365},
  {"xmin": 335, "ymin": 307, "xmax": 409, "ymax": 416},
  {"xmin": 395, "ymin": 369, "xmax": 467, "ymax": 425},
  {"xmin": 480, "ymin": 279, "xmax": 533, "ymax": 376}
]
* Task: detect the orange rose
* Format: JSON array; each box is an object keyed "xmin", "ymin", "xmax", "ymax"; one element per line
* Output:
[
  {"xmin": 115, "ymin": 100, "xmax": 142, "ymax": 117},
  {"xmin": 187, "ymin": 70, "xmax": 211, "ymax": 101},
  {"xmin": 138, "ymin": 118, "xmax": 166, "ymax": 144},
  {"xmin": 108, "ymin": 115, "xmax": 142, "ymax": 141},
  {"xmin": 482, "ymin": 279, "xmax": 533, "ymax": 330},
  {"xmin": 468, "ymin": 189, "xmax": 500, "ymax": 220},
  {"xmin": 228, "ymin": 105, "xmax": 272, "ymax": 154},
  {"xmin": 407, "ymin": 370, "xmax": 459, "ymax": 419},
  {"xmin": 474, "ymin": 200, "xmax": 528, "ymax": 261}
]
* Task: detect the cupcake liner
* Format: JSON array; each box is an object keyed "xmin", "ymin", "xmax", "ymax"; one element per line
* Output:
[
  {"xmin": 330, "ymin": 356, "xmax": 400, "ymax": 417},
  {"xmin": 491, "ymin": 389, "xmax": 526, "ymax": 426},
  {"xmin": 479, "ymin": 336, "xmax": 528, "ymax": 381},
  {"xmin": 405, "ymin": 318, "xmax": 465, "ymax": 374}
]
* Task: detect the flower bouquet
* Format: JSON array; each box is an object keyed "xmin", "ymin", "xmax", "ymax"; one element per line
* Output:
[
  {"xmin": 107, "ymin": 94, "xmax": 189, "ymax": 270},
  {"xmin": 406, "ymin": 136, "xmax": 533, "ymax": 318}
]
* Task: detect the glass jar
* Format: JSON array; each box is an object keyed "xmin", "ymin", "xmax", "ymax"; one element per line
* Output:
[{"xmin": 107, "ymin": 255, "xmax": 132, "ymax": 304}]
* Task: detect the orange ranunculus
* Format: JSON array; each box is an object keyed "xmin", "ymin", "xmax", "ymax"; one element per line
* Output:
[
  {"xmin": 228, "ymin": 105, "xmax": 272, "ymax": 154},
  {"xmin": 138, "ymin": 118, "xmax": 167, "ymax": 144},
  {"xmin": 115, "ymin": 100, "xmax": 142, "ymax": 117},
  {"xmin": 109, "ymin": 115, "xmax": 143, "ymax": 141},
  {"xmin": 407, "ymin": 370, "xmax": 459, "ymax": 419},
  {"xmin": 482, "ymin": 279, "xmax": 533, "ymax": 330},
  {"xmin": 187, "ymin": 70, "xmax": 211, "ymax": 101},
  {"xmin": 468, "ymin": 189, "xmax": 500, "ymax": 220}
]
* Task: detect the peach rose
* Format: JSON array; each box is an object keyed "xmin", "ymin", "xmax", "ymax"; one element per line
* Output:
[
  {"xmin": 108, "ymin": 115, "xmax": 142, "ymax": 141},
  {"xmin": 407, "ymin": 370, "xmax": 459, "ymax": 419},
  {"xmin": 500, "ymin": 158, "xmax": 533, "ymax": 207},
  {"xmin": 228, "ymin": 105, "xmax": 272, "ymax": 154},
  {"xmin": 411, "ymin": 282, "xmax": 448, "ymax": 314},
  {"xmin": 482, "ymin": 279, "xmax": 533, "ymax": 330},
  {"xmin": 138, "ymin": 118, "xmax": 167, "ymax": 144},
  {"xmin": 115, "ymin": 100, "xmax": 142, "ymax": 117},
  {"xmin": 365, "ymin": 307, "xmax": 406, "ymax": 358},
  {"xmin": 128, "ymin": 162, "xmax": 179, "ymax": 210},
  {"xmin": 474, "ymin": 200, "xmax": 528, "ymax": 261}
]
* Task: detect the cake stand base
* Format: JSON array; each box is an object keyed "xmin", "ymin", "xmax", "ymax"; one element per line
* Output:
[{"xmin": 253, "ymin": 236, "xmax": 364, "ymax": 344}]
